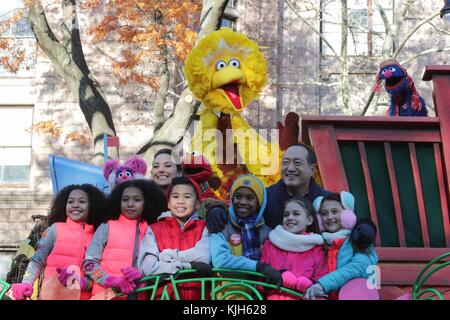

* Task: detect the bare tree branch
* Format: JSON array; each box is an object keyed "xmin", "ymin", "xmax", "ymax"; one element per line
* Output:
[
  {"xmin": 152, "ymin": 9, "xmax": 170, "ymax": 132},
  {"xmin": 285, "ymin": 0, "xmax": 344, "ymax": 64},
  {"xmin": 393, "ymin": 10, "xmax": 441, "ymax": 59},
  {"xmin": 28, "ymin": 0, "xmax": 117, "ymax": 164},
  {"xmin": 400, "ymin": 47, "xmax": 450, "ymax": 65},
  {"xmin": 137, "ymin": 0, "xmax": 229, "ymax": 168}
]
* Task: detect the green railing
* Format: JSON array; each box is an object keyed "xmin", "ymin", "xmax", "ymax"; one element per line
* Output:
[
  {"xmin": 0, "ymin": 269, "xmax": 303, "ymax": 300},
  {"xmin": 0, "ymin": 279, "xmax": 11, "ymax": 300},
  {"xmin": 118, "ymin": 269, "xmax": 304, "ymax": 300},
  {"xmin": 412, "ymin": 252, "xmax": 450, "ymax": 300}
]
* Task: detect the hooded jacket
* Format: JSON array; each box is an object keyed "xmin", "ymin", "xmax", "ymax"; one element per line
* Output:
[
  {"xmin": 318, "ymin": 238, "xmax": 379, "ymax": 294},
  {"xmin": 261, "ymin": 226, "xmax": 328, "ymax": 300}
]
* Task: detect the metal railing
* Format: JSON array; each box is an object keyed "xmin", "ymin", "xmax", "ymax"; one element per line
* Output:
[{"xmin": 412, "ymin": 252, "xmax": 450, "ymax": 300}]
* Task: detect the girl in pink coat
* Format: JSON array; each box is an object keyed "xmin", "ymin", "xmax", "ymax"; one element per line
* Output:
[
  {"xmin": 260, "ymin": 197, "xmax": 328, "ymax": 300},
  {"xmin": 11, "ymin": 184, "xmax": 107, "ymax": 300}
]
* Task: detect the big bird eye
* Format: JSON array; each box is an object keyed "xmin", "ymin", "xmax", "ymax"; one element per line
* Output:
[
  {"xmin": 229, "ymin": 59, "xmax": 240, "ymax": 68},
  {"xmin": 215, "ymin": 60, "xmax": 226, "ymax": 71}
]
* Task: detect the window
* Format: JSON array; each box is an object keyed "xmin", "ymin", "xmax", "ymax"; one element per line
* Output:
[
  {"xmin": 221, "ymin": 0, "xmax": 239, "ymax": 30},
  {"xmin": 0, "ymin": 0, "xmax": 36, "ymax": 77},
  {"xmin": 321, "ymin": 0, "xmax": 393, "ymax": 56},
  {"xmin": 0, "ymin": 107, "xmax": 33, "ymax": 185}
]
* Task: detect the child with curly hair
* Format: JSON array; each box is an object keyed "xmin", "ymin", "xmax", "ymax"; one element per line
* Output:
[
  {"xmin": 11, "ymin": 184, "xmax": 107, "ymax": 300},
  {"xmin": 83, "ymin": 179, "xmax": 167, "ymax": 299}
]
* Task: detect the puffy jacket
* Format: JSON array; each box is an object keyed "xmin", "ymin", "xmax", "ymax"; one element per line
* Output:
[
  {"xmin": 91, "ymin": 214, "xmax": 148, "ymax": 297},
  {"xmin": 261, "ymin": 231, "xmax": 328, "ymax": 300},
  {"xmin": 151, "ymin": 215, "xmax": 206, "ymax": 300},
  {"xmin": 318, "ymin": 238, "xmax": 379, "ymax": 294},
  {"xmin": 43, "ymin": 218, "xmax": 94, "ymax": 300}
]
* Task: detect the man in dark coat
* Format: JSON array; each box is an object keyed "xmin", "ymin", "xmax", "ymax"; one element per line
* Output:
[{"xmin": 206, "ymin": 143, "xmax": 330, "ymax": 232}]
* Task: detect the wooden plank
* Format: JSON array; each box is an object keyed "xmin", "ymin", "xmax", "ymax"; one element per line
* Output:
[
  {"xmin": 302, "ymin": 115, "xmax": 440, "ymax": 128},
  {"xmin": 377, "ymin": 247, "xmax": 450, "ymax": 262},
  {"xmin": 308, "ymin": 125, "xmax": 349, "ymax": 192},
  {"xmin": 335, "ymin": 128, "xmax": 441, "ymax": 142},
  {"xmin": 379, "ymin": 263, "xmax": 450, "ymax": 286},
  {"xmin": 409, "ymin": 143, "xmax": 430, "ymax": 247},
  {"xmin": 433, "ymin": 143, "xmax": 450, "ymax": 247},
  {"xmin": 357, "ymin": 141, "xmax": 381, "ymax": 246},
  {"xmin": 384, "ymin": 143, "xmax": 406, "ymax": 247}
]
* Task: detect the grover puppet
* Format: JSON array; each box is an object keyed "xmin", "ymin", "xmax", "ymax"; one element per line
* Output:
[{"xmin": 376, "ymin": 59, "xmax": 427, "ymax": 116}]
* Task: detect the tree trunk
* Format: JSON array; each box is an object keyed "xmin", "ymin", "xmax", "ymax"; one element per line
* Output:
[
  {"xmin": 340, "ymin": 0, "xmax": 350, "ymax": 114},
  {"xmin": 137, "ymin": 0, "xmax": 229, "ymax": 168},
  {"xmin": 28, "ymin": 1, "xmax": 118, "ymax": 165}
]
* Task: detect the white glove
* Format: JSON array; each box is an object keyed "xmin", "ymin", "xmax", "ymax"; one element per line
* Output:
[
  {"xmin": 159, "ymin": 249, "xmax": 180, "ymax": 262},
  {"xmin": 305, "ymin": 283, "xmax": 328, "ymax": 300}
]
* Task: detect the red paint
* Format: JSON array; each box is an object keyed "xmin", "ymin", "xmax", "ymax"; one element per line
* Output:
[
  {"xmin": 357, "ymin": 142, "xmax": 381, "ymax": 246},
  {"xmin": 308, "ymin": 125, "xmax": 348, "ymax": 192},
  {"xmin": 433, "ymin": 143, "xmax": 450, "ymax": 247},
  {"xmin": 384, "ymin": 142, "xmax": 406, "ymax": 247},
  {"xmin": 409, "ymin": 143, "xmax": 430, "ymax": 248}
]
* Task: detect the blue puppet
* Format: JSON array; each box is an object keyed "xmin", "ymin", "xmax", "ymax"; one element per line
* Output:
[{"xmin": 376, "ymin": 59, "xmax": 427, "ymax": 116}]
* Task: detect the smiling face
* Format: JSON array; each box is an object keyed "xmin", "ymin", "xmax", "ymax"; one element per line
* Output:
[
  {"xmin": 320, "ymin": 199, "xmax": 344, "ymax": 233},
  {"xmin": 282, "ymin": 201, "xmax": 313, "ymax": 235},
  {"xmin": 168, "ymin": 184, "xmax": 199, "ymax": 224},
  {"xmin": 66, "ymin": 189, "xmax": 90, "ymax": 223},
  {"xmin": 281, "ymin": 146, "xmax": 315, "ymax": 190},
  {"xmin": 151, "ymin": 153, "xmax": 180, "ymax": 189},
  {"xmin": 121, "ymin": 187, "xmax": 145, "ymax": 220},
  {"xmin": 232, "ymin": 187, "xmax": 259, "ymax": 219}
]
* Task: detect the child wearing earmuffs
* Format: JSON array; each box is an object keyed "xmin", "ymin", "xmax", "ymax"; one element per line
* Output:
[{"xmin": 304, "ymin": 192, "xmax": 379, "ymax": 300}]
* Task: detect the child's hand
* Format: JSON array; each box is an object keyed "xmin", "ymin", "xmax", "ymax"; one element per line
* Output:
[
  {"xmin": 11, "ymin": 282, "xmax": 33, "ymax": 300},
  {"xmin": 256, "ymin": 262, "xmax": 282, "ymax": 287},
  {"xmin": 159, "ymin": 249, "xmax": 179, "ymax": 262},
  {"xmin": 295, "ymin": 276, "xmax": 313, "ymax": 293},
  {"xmin": 120, "ymin": 267, "xmax": 143, "ymax": 283},
  {"xmin": 281, "ymin": 271, "xmax": 297, "ymax": 289},
  {"xmin": 104, "ymin": 276, "xmax": 136, "ymax": 294},
  {"xmin": 206, "ymin": 207, "xmax": 228, "ymax": 233},
  {"xmin": 189, "ymin": 261, "xmax": 213, "ymax": 276},
  {"xmin": 305, "ymin": 283, "xmax": 327, "ymax": 300},
  {"xmin": 56, "ymin": 268, "xmax": 86, "ymax": 290}
]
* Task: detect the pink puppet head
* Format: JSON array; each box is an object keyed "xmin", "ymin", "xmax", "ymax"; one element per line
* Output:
[{"xmin": 103, "ymin": 155, "xmax": 148, "ymax": 190}]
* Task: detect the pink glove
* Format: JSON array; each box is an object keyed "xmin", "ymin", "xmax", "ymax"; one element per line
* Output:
[
  {"xmin": 281, "ymin": 271, "xmax": 298, "ymax": 289},
  {"xmin": 57, "ymin": 268, "xmax": 86, "ymax": 290},
  {"xmin": 11, "ymin": 283, "xmax": 33, "ymax": 300},
  {"xmin": 120, "ymin": 267, "xmax": 143, "ymax": 283},
  {"xmin": 295, "ymin": 276, "xmax": 313, "ymax": 293},
  {"xmin": 104, "ymin": 276, "xmax": 136, "ymax": 294}
]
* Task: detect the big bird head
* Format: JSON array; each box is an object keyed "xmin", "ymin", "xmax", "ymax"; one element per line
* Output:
[{"xmin": 184, "ymin": 28, "xmax": 267, "ymax": 114}]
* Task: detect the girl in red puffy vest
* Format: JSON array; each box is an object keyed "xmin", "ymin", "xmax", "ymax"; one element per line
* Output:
[
  {"xmin": 11, "ymin": 184, "xmax": 107, "ymax": 300},
  {"xmin": 83, "ymin": 179, "xmax": 167, "ymax": 300},
  {"xmin": 138, "ymin": 176, "xmax": 211, "ymax": 300}
]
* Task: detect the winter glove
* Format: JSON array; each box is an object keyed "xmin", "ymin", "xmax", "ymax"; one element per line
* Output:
[
  {"xmin": 256, "ymin": 262, "xmax": 282, "ymax": 287},
  {"xmin": 120, "ymin": 267, "xmax": 143, "ymax": 283},
  {"xmin": 189, "ymin": 261, "xmax": 213, "ymax": 276},
  {"xmin": 281, "ymin": 271, "xmax": 313, "ymax": 292},
  {"xmin": 304, "ymin": 283, "xmax": 328, "ymax": 300},
  {"xmin": 206, "ymin": 207, "xmax": 228, "ymax": 234},
  {"xmin": 104, "ymin": 276, "xmax": 136, "ymax": 294},
  {"xmin": 56, "ymin": 267, "xmax": 87, "ymax": 290},
  {"xmin": 159, "ymin": 249, "xmax": 180, "ymax": 263},
  {"xmin": 11, "ymin": 282, "xmax": 33, "ymax": 300}
]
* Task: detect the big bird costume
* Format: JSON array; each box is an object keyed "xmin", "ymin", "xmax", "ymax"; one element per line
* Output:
[{"xmin": 184, "ymin": 28, "xmax": 281, "ymax": 198}]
